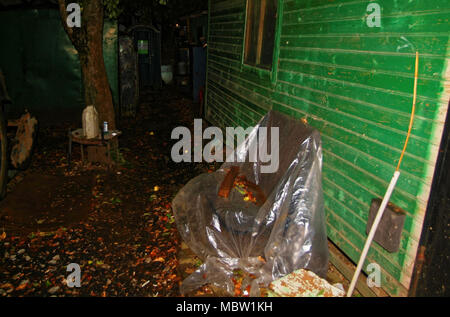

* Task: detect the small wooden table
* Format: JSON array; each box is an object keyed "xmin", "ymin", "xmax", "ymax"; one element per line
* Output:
[{"xmin": 68, "ymin": 129, "xmax": 121, "ymax": 169}]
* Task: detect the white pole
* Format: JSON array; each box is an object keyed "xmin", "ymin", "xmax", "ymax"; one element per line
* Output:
[{"xmin": 346, "ymin": 170, "xmax": 401, "ymax": 297}]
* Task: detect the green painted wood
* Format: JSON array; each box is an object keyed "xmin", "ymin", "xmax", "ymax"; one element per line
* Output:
[
  {"xmin": 281, "ymin": 12, "xmax": 450, "ymax": 35},
  {"xmin": 271, "ymin": 92, "xmax": 434, "ymax": 181},
  {"xmin": 277, "ymin": 59, "xmax": 443, "ymax": 99},
  {"xmin": 275, "ymin": 72, "xmax": 441, "ymax": 125},
  {"xmin": 274, "ymin": 79, "xmax": 435, "ymax": 149},
  {"xmin": 210, "ymin": 12, "xmax": 245, "ymax": 23},
  {"xmin": 280, "ymin": 35, "xmax": 450, "ymax": 57},
  {"xmin": 326, "ymin": 214, "xmax": 408, "ymax": 296},
  {"xmin": 283, "ymin": 1, "xmax": 450, "ymax": 23},
  {"xmin": 328, "ymin": 242, "xmax": 378, "ymax": 297},
  {"xmin": 206, "ymin": 0, "xmax": 450, "ymax": 296}
]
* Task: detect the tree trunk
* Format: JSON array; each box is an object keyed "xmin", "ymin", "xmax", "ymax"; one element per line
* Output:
[
  {"xmin": 80, "ymin": 0, "xmax": 115, "ymax": 129},
  {"xmin": 58, "ymin": 0, "xmax": 116, "ymax": 130}
]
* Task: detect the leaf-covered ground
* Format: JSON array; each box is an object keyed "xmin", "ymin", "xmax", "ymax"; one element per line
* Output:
[{"xmin": 0, "ymin": 88, "xmax": 219, "ymax": 296}]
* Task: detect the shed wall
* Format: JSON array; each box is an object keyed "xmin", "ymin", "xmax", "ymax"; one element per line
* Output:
[{"xmin": 205, "ymin": 0, "xmax": 450, "ymax": 296}]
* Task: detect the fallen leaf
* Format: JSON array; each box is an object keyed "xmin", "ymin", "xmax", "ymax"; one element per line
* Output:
[
  {"xmin": 16, "ymin": 283, "xmax": 28, "ymax": 291},
  {"xmin": 153, "ymin": 257, "xmax": 164, "ymax": 262}
]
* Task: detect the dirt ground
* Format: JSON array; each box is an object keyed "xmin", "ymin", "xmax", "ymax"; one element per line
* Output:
[{"xmin": 0, "ymin": 87, "xmax": 348, "ymax": 297}]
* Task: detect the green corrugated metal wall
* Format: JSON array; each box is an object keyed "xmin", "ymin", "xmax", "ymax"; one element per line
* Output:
[
  {"xmin": 205, "ymin": 0, "xmax": 450, "ymax": 296},
  {"xmin": 0, "ymin": 9, "xmax": 118, "ymax": 124}
]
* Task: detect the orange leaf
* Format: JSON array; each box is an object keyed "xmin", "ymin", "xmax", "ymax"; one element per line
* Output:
[
  {"xmin": 16, "ymin": 283, "xmax": 28, "ymax": 291},
  {"xmin": 153, "ymin": 257, "xmax": 165, "ymax": 262}
]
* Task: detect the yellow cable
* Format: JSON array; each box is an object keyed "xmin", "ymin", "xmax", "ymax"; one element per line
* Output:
[{"xmin": 396, "ymin": 51, "xmax": 419, "ymax": 172}]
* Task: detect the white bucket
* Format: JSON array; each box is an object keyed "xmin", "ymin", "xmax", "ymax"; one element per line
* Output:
[{"xmin": 161, "ymin": 65, "xmax": 173, "ymax": 84}]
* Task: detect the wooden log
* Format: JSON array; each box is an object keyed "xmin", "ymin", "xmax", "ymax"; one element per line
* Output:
[{"xmin": 10, "ymin": 112, "xmax": 38, "ymax": 170}]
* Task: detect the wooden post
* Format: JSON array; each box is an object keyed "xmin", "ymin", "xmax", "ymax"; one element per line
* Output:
[
  {"xmin": 256, "ymin": 0, "xmax": 266, "ymax": 65},
  {"xmin": 244, "ymin": 0, "xmax": 254, "ymax": 63}
]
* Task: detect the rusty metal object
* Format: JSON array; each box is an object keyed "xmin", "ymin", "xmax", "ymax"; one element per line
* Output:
[
  {"xmin": 10, "ymin": 112, "xmax": 38, "ymax": 170},
  {"xmin": 366, "ymin": 198, "xmax": 406, "ymax": 253}
]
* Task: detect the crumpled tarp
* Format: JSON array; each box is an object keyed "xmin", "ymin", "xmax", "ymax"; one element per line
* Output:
[{"xmin": 172, "ymin": 110, "xmax": 329, "ymax": 296}]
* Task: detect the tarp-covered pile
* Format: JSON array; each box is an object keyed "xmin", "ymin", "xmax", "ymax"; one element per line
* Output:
[{"xmin": 172, "ymin": 110, "xmax": 329, "ymax": 296}]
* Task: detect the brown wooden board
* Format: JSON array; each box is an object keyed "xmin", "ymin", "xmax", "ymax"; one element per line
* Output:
[{"xmin": 218, "ymin": 165, "xmax": 240, "ymax": 198}]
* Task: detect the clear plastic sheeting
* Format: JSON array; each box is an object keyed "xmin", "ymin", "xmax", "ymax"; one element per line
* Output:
[{"xmin": 172, "ymin": 110, "xmax": 328, "ymax": 296}]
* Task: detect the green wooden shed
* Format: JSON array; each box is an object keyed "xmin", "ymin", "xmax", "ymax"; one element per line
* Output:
[{"xmin": 204, "ymin": 0, "xmax": 450, "ymax": 296}]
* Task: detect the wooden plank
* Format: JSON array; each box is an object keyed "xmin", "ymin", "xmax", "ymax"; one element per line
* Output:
[
  {"xmin": 279, "ymin": 34, "xmax": 450, "ymax": 57},
  {"xmin": 243, "ymin": 0, "xmax": 253, "ymax": 63},
  {"xmin": 272, "ymin": 91, "xmax": 435, "ymax": 181},
  {"xmin": 209, "ymin": 61, "xmax": 274, "ymax": 98},
  {"xmin": 328, "ymin": 240, "xmax": 388, "ymax": 297},
  {"xmin": 256, "ymin": 0, "xmax": 267, "ymax": 65},
  {"xmin": 218, "ymin": 166, "xmax": 240, "ymax": 198},
  {"xmin": 210, "ymin": 12, "xmax": 245, "ymax": 23},
  {"xmin": 277, "ymin": 60, "xmax": 443, "ymax": 99},
  {"xmin": 275, "ymin": 65, "xmax": 444, "ymax": 120},
  {"xmin": 275, "ymin": 78, "xmax": 435, "ymax": 149},
  {"xmin": 281, "ymin": 12, "xmax": 450, "ymax": 35},
  {"xmin": 275, "ymin": 77, "xmax": 437, "ymax": 142},
  {"xmin": 279, "ymin": 49, "xmax": 446, "ymax": 82},
  {"xmin": 282, "ymin": 1, "xmax": 450, "ymax": 24},
  {"xmin": 283, "ymin": 0, "xmax": 450, "ymax": 12}
]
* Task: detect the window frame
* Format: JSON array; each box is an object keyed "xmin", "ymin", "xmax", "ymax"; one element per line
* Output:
[{"xmin": 241, "ymin": 0, "xmax": 282, "ymax": 84}]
